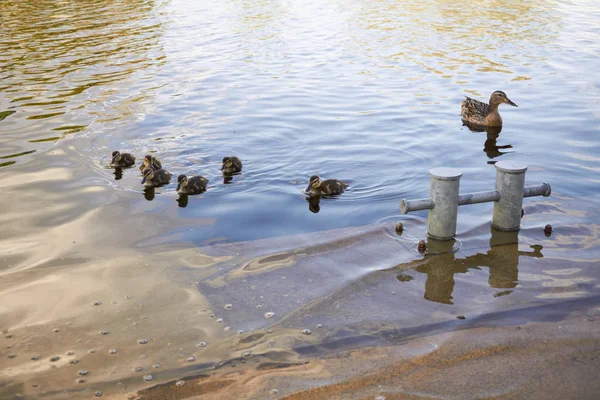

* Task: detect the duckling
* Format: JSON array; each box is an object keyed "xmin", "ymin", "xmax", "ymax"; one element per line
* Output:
[
  {"xmin": 306, "ymin": 175, "xmax": 348, "ymax": 196},
  {"xmin": 138, "ymin": 154, "xmax": 162, "ymax": 174},
  {"xmin": 141, "ymin": 167, "xmax": 172, "ymax": 187},
  {"xmin": 460, "ymin": 91, "xmax": 518, "ymax": 127},
  {"xmin": 221, "ymin": 156, "xmax": 242, "ymax": 174},
  {"xmin": 176, "ymin": 174, "xmax": 208, "ymax": 195},
  {"xmin": 111, "ymin": 151, "xmax": 136, "ymax": 168}
]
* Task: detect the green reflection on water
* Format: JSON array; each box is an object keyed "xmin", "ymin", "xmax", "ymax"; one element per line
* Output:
[
  {"xmin": 0, "ymin": 110, "xmax": 16, "ymax": 121},
  {"xmin": 0, "ymin": 150, "xmax": 36, "ymax": 159},
  {"xmin": 0, "ymin": 161, "xmax": 16, "ymax": 168},
  {"xmin": 29, "ymin": 137, "xmax": 61, "ymax": 143}
]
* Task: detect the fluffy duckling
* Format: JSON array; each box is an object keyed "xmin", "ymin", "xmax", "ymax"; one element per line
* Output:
[
  {"xmin": 111, "ymin": 151, "xmax": 136, "ymax": 168},
  {"xmin": 460, "ymin": 91, "xmax": 517, "ymax": 127},
  {"xmin": 221, "ymin": 156, "xmax": 242, "ymax": 174},
  {"xmin": 141, "ymin": 167, "xmax": 172, "ymax": 187},
  {"xmin": 306, "ymin": 175, "xmax": 348, "ymax": 196},
  {"xmin": 139, "ymin": 154, "xmax": 162, "ymax": 174},
  {"xmin": 176, "ymin": 174, "xmax": 208, "ymax": 195}
]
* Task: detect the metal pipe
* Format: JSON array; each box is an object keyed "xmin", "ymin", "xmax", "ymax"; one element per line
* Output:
[
  {"xmin": 400, "ymin": 198, "xmax": 434, "ymax": 214},
  {"xmin": 524, "ymin": 182, "xmax": 551, "ymax": 198},
  {"xmin": 492, "ymin": 160, "xmax": 528, "ymax": 231},
  {"xmin": 399, "ymin": 163, "xmax": 551, "ymax": 240},
  {"xmin": 457, "ymin": 190, "xmax": 500, "ymax": 206},
  {"xmin": 427, "ymin": 167, "xmax": 462, "ymax": 240}
]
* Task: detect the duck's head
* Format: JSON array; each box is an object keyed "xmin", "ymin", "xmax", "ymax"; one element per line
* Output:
[
  {"xmin": 176, "ymin": 174, "xmax": 188, "ymax": 191},
  {"xmin": 307, "ymin": 175, "xmax": 321, "ymax": 192},
  {"xmin": 142, "ymin": 155, "xmax": 153, "ymax": 168},
  {"xmin": 141, "ymin": 168, "xmax": 154, "ymax": 184},
  {"xmin": 111, "ymin": 151, "xmax": 121, "ymax": 164},
  {"xmin": 221, "ymin": 157, "xmax": 233, "ymax": 171},
  {"xmin": 489, "ymin": 91, "xmax": 517, "ymax": 108}
]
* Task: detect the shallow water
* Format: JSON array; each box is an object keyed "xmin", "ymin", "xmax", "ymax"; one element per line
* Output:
[{"xmin": 1, "ymin": 0, "xmax": 600, "ymax": 398}]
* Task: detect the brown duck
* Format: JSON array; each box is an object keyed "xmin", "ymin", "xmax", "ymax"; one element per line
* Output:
[
  {"xmin": 176, "ymin": 174, "xmax": 208, "ymax": 195},
  {"xmin": 141, "ymin": 167, "xmax": 172, "ymax": 187},
  {"xmin": 110, "ymin": 151, "xmax": 136, "ymax": 168},
  {"xmin": 221, "ymin": 156, "xmax": 242, "ymax": 174},
  {"xmin": 139, "ymin": 154, "xmax": 162, "ymax": 174},
  {"xmin": 460, "ymin": 91, "xmax": 517, "ymax": 127},
  {"xmin": 306, "ymin": 175, "xmax": 348, "ymax": 196}
]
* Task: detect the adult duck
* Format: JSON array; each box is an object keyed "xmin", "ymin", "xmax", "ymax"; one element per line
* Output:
[{"xmin": 461, "ymin": 91, "xmax": 517, "ymax": 127}]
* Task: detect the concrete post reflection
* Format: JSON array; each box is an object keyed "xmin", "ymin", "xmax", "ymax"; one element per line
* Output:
[{"xmin": 411, "ymin": 226, "xmax": 544, "ymax": 304}]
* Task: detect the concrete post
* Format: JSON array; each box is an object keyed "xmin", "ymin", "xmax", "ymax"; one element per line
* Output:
[
  {"xmin": 427, "ymin": 167, "xmax": 462, "ymax": 240},
  {"xmin": 492, "ymin": 160, "xmax": 527, "ymax": 231}
]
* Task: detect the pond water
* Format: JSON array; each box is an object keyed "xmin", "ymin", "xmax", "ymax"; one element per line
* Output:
[
  {"xmin": 1, "ymin": 0, "xmax": 599, "ymax": 398},
  {"xmin": 1, "ymin": 0, "xmax": 598, "ymax": 244}
]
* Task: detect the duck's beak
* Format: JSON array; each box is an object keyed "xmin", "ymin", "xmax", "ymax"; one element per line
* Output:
[
  {"xmin": 506, "ymin": 98, "xmax": 518, "ymax": 107},
  {"xmin": 141, "ymin": 176, "xmax": 147, "ymax": 184},
  {"xmin": 176, "ymin": 182, "xmax": 181, "ymax": 191}
]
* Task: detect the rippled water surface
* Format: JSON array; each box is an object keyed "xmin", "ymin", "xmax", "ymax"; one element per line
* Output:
[
  {"xmin": 1, "ymin": 0, "xmax": 598, "ymax": 243},
  {"xmin": 1, "ymin": 0, "xmax": 600, "ymax": 398}
]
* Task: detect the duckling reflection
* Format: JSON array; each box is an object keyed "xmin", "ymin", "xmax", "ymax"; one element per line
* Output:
[
  {"xmin": 113, "ymin": 167, "xmax": 123, "ymax": 180},
  {"xmin": 177, "ymin": 194, "xmax": 189, "ymax": 208},
  {"xmin": 143, "ymin": 187, "xmax": 155, "ymax": 201},
  {"xmin": 305, "ymin": 196, "xmax": 321, "ymax": 213},
  {"xmin": 401, "ymin": 227, "xmax": 543, "ymax": 304}
]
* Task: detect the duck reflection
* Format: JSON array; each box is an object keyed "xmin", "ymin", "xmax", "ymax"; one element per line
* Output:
[
  {"xmin": 143, "ymin": 187, "xmax": 155, "ymax": 201},
  {"xmin": 305, "ymin": 196, "xmax": 321, "ymax": 213},
  {"xmin": 402, "ymin": 226, "xmax": 544, "ymax": 304},
  {"xmin": 177, "ymin": 194, "xmax": 189, "ymax": 208},
  {"xmin": 223, "ymin": 174, "xmax": 234, "ymax": 184},
  {"xmin": 114, "ymin": 167, "xmax": 123, "ymax": 180},
  {"xmin": 464, "ymin": 123, "xmax": 513, "ymax": 163}
]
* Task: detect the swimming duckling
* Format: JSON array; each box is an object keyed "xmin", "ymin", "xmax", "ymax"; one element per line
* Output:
[
  {"xmin": 221, "ymin": 156, "xmax": 242, "ymax": 174},
  {"xmin": 460, "ymin": 91, "xmax": 518, "ymax": 127},
  {"xmin": 139, "ymin": 154, "xmax": 162, "ymax": 174},
  {"xmin": 111, "ymin": 151, "xmax": 136, "ymax": 168},
  {"xmin": 141, "ymin": 167, "xmax": 172, "ymax": 187},
  {"xmin": 176, "ymin": 174, "xmax": 208, "ymax": 195},
  {"xmin": 306, "ymin": 175, "xmax": 348, "ymax": 196}
]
